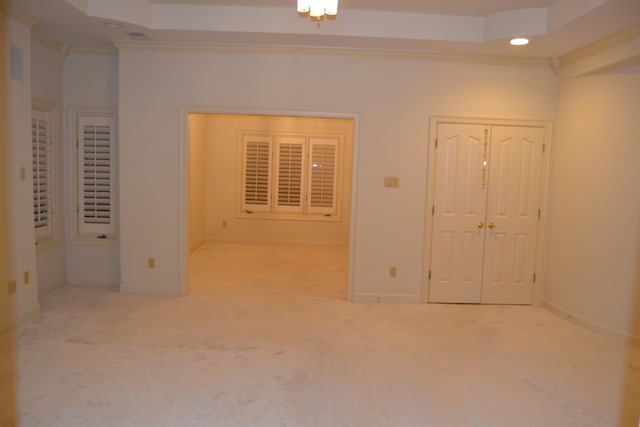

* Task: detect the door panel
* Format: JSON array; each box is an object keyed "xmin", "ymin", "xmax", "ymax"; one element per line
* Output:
[
  {"xmin": 481, "ymin": 126, "xmax": 544, "ymax": 304},
  {"xmin": 429, "ymin": 123, "xmax": 488, "ymax": 303}
]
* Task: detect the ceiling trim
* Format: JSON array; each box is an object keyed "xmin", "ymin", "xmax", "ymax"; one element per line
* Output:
[
  {"xmin": 112, "ymin": 39, "xmax": 552, "ymax": 68},
  {"xmin": 32, "ymin": 31, "xmax": 66, "ymax": 53},
  {"xmin": 0, "ymin": 3, "xmax": 38, "ymax": 26},
  {"xmin": 560, "ymin": 24, "xmax": 640, "ymax": 67}
]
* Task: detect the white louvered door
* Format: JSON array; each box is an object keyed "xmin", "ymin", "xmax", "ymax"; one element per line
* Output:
[
  {"xmin": 307, "ymin": 137, "xmax": 338, "ymax": 216},
  {"xmin": 242, "ymin": 135, "xmax": 272, "ymax": 213},
  {"xmin": 428, "ymin": 123, "xmax": 544, "ymax": 304},
  {"xmin": 275, "ymin": 136, "xmax": 305, "ymax": 213},
  {"xmin": 32, "ymin": 109, "xmax": 52, "ymax": 240},
  {"xmin": 78, "ymin": 115, "xmax": 116, "ymax": 237}
]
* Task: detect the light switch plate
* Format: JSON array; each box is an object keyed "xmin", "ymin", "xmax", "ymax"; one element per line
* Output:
[{"xmin": 384, "ymin": 176, "xmax": 400, "ymax": 188}]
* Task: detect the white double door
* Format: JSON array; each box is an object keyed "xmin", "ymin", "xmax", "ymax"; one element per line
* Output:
[{"xmin": 428, "ymin": 123, "xmax": 544, "ymax": 304}]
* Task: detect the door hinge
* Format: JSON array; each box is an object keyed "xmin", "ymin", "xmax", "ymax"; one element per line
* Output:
[
  {"xmin": 543, "ymin": 143, "xmax": 546, "ymax": 153},
  {"xmin": 435, "ymin": 139, "xmax": 438, "ymax": 149},
  {"xmin": 428, "ymin": 270, "xmax": 432, "ymax": 280},
  {"xmin": 538, "ymin": 208, "xmax": 541, "ymax": 219},
  {"xmin": 533, "ymin": 273, "xmax": 536, "ymax": 283},
  {"xmin": 432, "ymin": 205, "xmax": 435, "ymax": 215}
]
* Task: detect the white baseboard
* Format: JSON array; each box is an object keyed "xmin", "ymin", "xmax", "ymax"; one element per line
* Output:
[
  {"xmin": 543, "ymin": 299, "xmax": 640, "ymax": 346},
  {"xmin": 120, "ymin": 283, "xmax": 184, "ymax": 296},
  {"xmin": 205, "ymin": 237, "xmax": 348, "ymax": 248},
  {"xmin": 0, "ymin": 303, "xmax": 41, "ymax": 334},
  {"xmin": 38, "ymin": 280, "xmax": 65, "ymax": 297},
  {"xmin": 351, "ymin": 293, "xmax": 422, "ymax": 304},
  {"xmin": 66, "ymin": 275, "xmax": 118, "ymax": 287}
]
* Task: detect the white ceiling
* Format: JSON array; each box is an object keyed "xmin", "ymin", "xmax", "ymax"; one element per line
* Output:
[{"xmin": 7, "ymin": 0, "xmax": 640, "ymax": 60}]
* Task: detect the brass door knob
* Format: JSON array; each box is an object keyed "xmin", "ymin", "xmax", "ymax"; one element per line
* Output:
[
  {"xmin": 476, "ymin": 222, "xmax": 484, "ymax": 229},
  {"xmin": 487, "ymin": 222, "xmax": 496, "ymax": 229}
]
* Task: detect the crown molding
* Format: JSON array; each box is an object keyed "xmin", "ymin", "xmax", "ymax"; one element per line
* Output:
[
  {"xmin": 0, "ymin": 2, "xmax": 37, "ymax": 26},
  {"xmin": 32, "ymin": 31, "xmax": 67, "ymax": 54},
  {"xmin": 113, "ymin": 40, "xmax": 550, "ymax": 68},
  {"xmin": 66, "ymin": 45, "xmax": 118, "ymax": 55},
  {"xmin": 559, "ymin": 24, "xmax": 640, "ymax": 68}
]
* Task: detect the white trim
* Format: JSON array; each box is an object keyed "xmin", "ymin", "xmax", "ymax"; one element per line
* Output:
[
  {"xmin": 120, "ymin": 283, "xmax": 183, "ymax": 296},
  {"xmin": 351, "ymin": 293, "xmax": 422, "ymax": 304},
  {"xmin": 205, "ymin": 237, "xmax": 348, "ymax": 248},
  {"xmin": 0, "ymin": 303, "xmax": 41, "ymax": 334},
  {"xmin": 422, "ymin": 115, "xmax": 553, "ymax": 305},
  {"xmin": 543, "ymin": 299, "xmax": 640, "ymax": 347},
  {"xmin": 37, "ymin": 280, "xmax": 65, "ymax": 297},
  {"xmin": 113, "ymin": 40, "xmax": 550, "ymax": 68},
  {"xmin": 32, "ymin": 31, "xmax": 66, "ymax": 53},
  {"xmin": 180, "ymin": 106, "xmax": 359, "ymax": 300}
]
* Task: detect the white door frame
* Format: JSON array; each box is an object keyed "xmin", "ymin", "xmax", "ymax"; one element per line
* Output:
[
  {"xmin": 422, "ymin": 116, "xmax": 553, "ymax": 305},
  {"xmin": 178, "ymin": 106, "xmax": 360, "ymax": 300}
]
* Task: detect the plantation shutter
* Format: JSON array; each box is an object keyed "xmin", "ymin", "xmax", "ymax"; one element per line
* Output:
[
  {"xmin": 77, "ymin": 115, "xmax": 116, "ymax": 237},
  {"xmin": 275, "ymin": 136, "xmax": 305, "ymax": 213},
  {"xmin": 307, "ymin": 137, "xmax": 339, "ymax": 215},
  {"xmin": 32, "ymin": 109, "xmax": 52, "ymax": 240},
  {"xmin": 242, "ymin": 135, "xmax": 272, "ymax": 212}
]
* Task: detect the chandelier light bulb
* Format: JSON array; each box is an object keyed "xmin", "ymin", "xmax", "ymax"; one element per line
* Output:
[
  {"xmin": 297, "ymin": 0, "xmax": 309, "ymax": 13},
  {"xmin": 298, "ymin": 0, "xmax": 339, "ymax": 20}
]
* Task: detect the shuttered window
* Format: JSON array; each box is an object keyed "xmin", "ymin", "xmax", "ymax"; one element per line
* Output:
[
  {"xmin": 275, "ymin": 137, "xmax": 305, "ymax": 213},
  {"xmin": 308, "ymin": 138, "xmax": 338, "ymax": 215},
  {"xmin": 32, "ymin": 108, "xmax": 52, "ymax": 241},
  {"xmin": 242, "ymin": 136, "xmax": 272, "ymax": 212},
  {"xmin": 77, "ymin": 115, "xmax": 116, "ymax": 237},
  {"xmin": 240, "ymin": 133, "xmax": 341, "ymax": 219}
]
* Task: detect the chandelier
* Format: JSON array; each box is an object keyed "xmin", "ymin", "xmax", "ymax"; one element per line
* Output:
[{"xmin": 297, "ymin": 0, "xmax": 339, "ymax": 20}]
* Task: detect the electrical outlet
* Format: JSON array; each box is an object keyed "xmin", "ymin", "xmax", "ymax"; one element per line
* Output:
[
  {"xmin": 24, "ymin": 271, "xmax": 30, "ymax": 284},
  {"xmin": 148, "ymin": 257, "xmax": 156, "ymax": 269},
  {"xmin": 390, "ymin": 266, "xmax": 397, "ymax": 278},
  {"xmin": 8, "ymin": 279, "xmax": 16, "ymax": 294}
]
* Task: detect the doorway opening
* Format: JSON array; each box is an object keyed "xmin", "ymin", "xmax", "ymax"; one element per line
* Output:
[{"xmin": 185, "ymin": 112, "xmax": 357, "ymax": 301}]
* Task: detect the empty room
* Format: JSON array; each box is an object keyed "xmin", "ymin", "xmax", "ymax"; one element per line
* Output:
[{"xmin": 1, "ymin": 0, "xmax": 640, "ymax": 425}]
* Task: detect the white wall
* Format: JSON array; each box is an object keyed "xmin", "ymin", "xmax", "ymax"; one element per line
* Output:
[
  {"xmin": 31, "ymin": 38, "xmax": 66, "ymax": 295},
  {"xmin": 544, "ymin": 65, "xmax": 640, "ymax": 340},
  {"xmin": 202, "ymin": 114, "xmax": 353, "ymax": 246},
  {"xmin": 4, "ymin": 11, "xmax": 40, "ymax": 325},
  {"xmin": 118, "ymin": 47, "xmax": 556, "ymax": 298},
  {"xmin": 63, "ymin": 52, "xmax": 120, "ymax": 286}
]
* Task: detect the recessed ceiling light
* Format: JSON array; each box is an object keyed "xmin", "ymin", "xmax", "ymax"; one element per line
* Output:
[
  {"xmin": 127, "ymin": 32, "xmax": 151, "ymax": 41},
  {"xmin": 104, "ymin": 22, "xmax": 124, "ymax": 30},
  {"xmin": 510, "ymin": 37, "xmax": 530, "ymax": 46}
]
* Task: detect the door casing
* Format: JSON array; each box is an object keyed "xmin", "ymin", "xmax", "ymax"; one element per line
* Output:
[{"xmin": 422, "ymin": 116, "xmax": 552, "ymax": 305}]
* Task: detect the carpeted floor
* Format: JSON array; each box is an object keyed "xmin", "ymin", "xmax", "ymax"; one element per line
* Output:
[{"xmin": 3, "ymin": 243, "xmax": 640, "ymax": 426}]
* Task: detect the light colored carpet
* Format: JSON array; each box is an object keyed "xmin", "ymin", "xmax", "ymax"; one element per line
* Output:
[{"xmin": 3, "ymin": 243, "xmax": 640, "ymax": 426}]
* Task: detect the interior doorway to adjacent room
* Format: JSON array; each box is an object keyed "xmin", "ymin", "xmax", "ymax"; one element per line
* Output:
[{"xmin": 185, "ymin": 113, "xmax": 356, "ymax": 300}]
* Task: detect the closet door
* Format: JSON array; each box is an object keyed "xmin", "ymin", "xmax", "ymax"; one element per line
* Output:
[
  {"xmin": 428, "ymin": 123, "xmax": 544, "ymax": 304},
  {"xmin": 428, "ymin": 123, "xmax": 488, "ymax": 303},
  {"xmin": 481, "ymin": 126, "xmax": 544, "ymax": 304}
]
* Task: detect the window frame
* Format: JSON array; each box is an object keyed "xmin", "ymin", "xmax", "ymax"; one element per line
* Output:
[{"xmin": 237, "ymin": 131, "xmax": 342, "ymax": 222}]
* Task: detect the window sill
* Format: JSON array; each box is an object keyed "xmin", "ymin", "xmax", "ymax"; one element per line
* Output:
[
  {"xmin": 236, "ymin": 211, "xmax": 341, "ymax": 223},
  {"xmin": 36, "ymin": 238, "xmax": 59, "ymax": 252},
  {"xmin": 70, "ymin": 235, "xmax": 119, "ymax": 247}
]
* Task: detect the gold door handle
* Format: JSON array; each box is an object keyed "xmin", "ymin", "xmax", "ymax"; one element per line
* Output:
[
  {"xmin": 476, "ymin": 222, "xmax": 484, "ymax": 229},
  {"xmin": 487, "ymin": 222, "xmax": 496, "ymax": 229}
]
